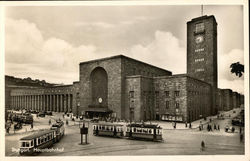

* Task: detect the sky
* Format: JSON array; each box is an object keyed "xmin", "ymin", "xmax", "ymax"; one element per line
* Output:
[{"xmin": 4, "ymin": 4, "xmax": 244, "ymax": 94}]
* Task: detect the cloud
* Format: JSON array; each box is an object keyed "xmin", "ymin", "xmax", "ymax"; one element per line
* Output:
[
  {"xmin": 128, "ymin": 30, "xmax": 186, "ymax": 74},
  {"xmin": 218, "ymin": 49, "xmax": 244, "ymax": 93},
  {"xmin": 5, "ymin": 18, "xmax": 98, "ymax": 84},
  {"xmin": 74, "ymin": 21, "xmax": 115, "ymax": 29}
]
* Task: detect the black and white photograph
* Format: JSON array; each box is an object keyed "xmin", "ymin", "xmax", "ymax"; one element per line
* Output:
[{"xmin": 0, "ymin": 0, "xmax": 249, "ymax": 160}]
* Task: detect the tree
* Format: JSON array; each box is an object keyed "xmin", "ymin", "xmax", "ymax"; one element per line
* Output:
[{"xmin": 230, "ymin": 62, "xmax": 244, "ymax": 77}]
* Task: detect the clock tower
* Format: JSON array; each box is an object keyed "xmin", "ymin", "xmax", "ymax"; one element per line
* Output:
[{"xmin": 187, "ymin": 15, "xmax": 218, "ymax": 114}]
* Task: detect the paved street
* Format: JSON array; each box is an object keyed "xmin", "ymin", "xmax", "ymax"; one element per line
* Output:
[{"xmin": 5, "ymin": 108, "xmax": 244, "ymax": 156}]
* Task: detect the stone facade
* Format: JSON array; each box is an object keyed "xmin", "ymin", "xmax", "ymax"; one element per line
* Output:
[{"xmin": 79, "ymin": 55, "xmax": 171, "ymax": 119}]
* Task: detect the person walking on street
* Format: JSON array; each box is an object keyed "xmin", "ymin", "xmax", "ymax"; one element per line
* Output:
[
  {"xmin": 218, "ymin": 124, "xmax": 220, "ymax": 131},
  {"xmin": 201, "ymin": 140, "xmax": 205, "ymax": 152},
  {"xmin": 185, "ymin": 122, "xmax": 187, "ymax": 128}
]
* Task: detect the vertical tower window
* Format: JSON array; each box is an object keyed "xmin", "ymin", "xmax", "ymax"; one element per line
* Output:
[{"xmin": 175, "ymin": 102, "xmax": 180, "ymax": 109}]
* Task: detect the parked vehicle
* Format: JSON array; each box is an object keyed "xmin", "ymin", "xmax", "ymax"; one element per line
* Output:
[{"xmin": 38, "ymin": 112, "xmax": 46, "ymax": 117}]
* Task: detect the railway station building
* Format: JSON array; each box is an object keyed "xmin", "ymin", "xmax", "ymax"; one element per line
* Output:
[{"xmin": 5, "ymin": 15, "xmax": 244, "ymax": 123}]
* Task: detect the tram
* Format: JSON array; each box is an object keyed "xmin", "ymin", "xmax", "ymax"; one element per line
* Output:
[
  {"xmin": 19, "ymin": 130, "xmax": 56, "ymax": 155},
  {"xmin": 51, "ymin": 120, "xmax": 65, "ymax": 142},
  {"xmin": 125, "ymin": 123, "xmax": 163, "ymax": 141},
  {"xmin": 19, "ymin": 120, "xmax": 65, "ymax": 155},
  {"xmin": 93, "ymin": 123, "xmax": 124, "ymax": 137}
]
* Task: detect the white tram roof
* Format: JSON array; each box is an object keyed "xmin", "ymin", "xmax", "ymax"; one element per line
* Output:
[
  {"xmin": 20, "ymin": 130, "xmax": 55, "ymax": 140},
  {"xmin": 93, "ymin": 122, "xmax": 124, "ymax": 126}
]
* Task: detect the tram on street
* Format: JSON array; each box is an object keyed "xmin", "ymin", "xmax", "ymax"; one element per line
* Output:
[
  {"xmin": 93, "ymin": 123, "xmax": 124, "ymax": 137},
  {"xmin": 51, "ymin": 120, "xmax": 65, "ymax": 142},
  {"xmin": 125, "ymin": 123, "xmax": 163, "ymax": 141},
  {"xmin": 19, "ymin": 130, "xmax": 56, "ymax": 155}
]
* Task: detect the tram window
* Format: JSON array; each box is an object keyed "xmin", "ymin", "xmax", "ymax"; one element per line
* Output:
[
  {"xmin": 111, "ymin": 127, "xmax": 113, "ymax": 131},
  {"xmin": 26, "ymin": 142, "xmax": 29, "ymax": 147},
  {"xmin": 22, "ymin": 142, "xmax": 25, "ymax": 147},
  {"xmin": 133, "ymin": 128, "xmax": 136, "ymax": 132},
  {"xmin": 93, "ymin": 126, "xmax": 95, "ymax": 130},
  {"xmin": 38, "ymin": 138, "xmax": 41, "ymax": 144},
  {"xmin": 99, "ymin": 126, "xmax": 101, "ymax": 130},
  {"xmin": 31, "ymin": 140, "xmax": 33, "ymax": 146},
  {"xmin": 102, "ymin": 126, "xmax": 105, "ymax": 130},
  {"xmin": 149, "ymin": 129, "xmax": 152, "ymax": 134}
]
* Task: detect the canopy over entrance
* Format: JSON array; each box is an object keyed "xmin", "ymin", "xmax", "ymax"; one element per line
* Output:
[{"xmin": 85, "ymin": 105, "xmax": 112, "ymax": 118}]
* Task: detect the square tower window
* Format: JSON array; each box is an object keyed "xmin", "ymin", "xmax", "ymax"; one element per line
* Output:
[{"xmin": 195, "ymin": 22, "xmax": 205, "ymax": 33}]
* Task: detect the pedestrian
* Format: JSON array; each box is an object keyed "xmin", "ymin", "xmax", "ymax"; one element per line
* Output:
[
  {"xmin": 49, "ymin": 119, "xmax": 51, "ymax": 125},
  {"xmin": 201, "ymin": 124, "xmax": 203, "ymax": 130},
  {"xmin": 201, "ymin": 140, "xmax": 205, "ymax": 151},
  {"xmin": 189, "ymin": 123, "xmax": 192, "ymax": 128},
  {"xmin": 185, "ymin": 122, "xmax": 187, "ymax": 128},
  {"xmin": 214, "ymin": 124, "xmax": 217, "ymax": 130},
  {"xmin": 199, "ymin": 125, "xmax": 201, "ymax": 131},
  {"xmin": 218, "ymin": 124, "xmax": 220, "ymax": 131},
  {"xmin": 207, "ymin": 124, "xmax": 209, "ymax": 131},
  {"xmin": 240, "ymin": 134, "xmax": 243, "ymax": 142},
  {"xmin": 232, "ymin": 127, "xmax": 235, "ymax": 133},
  {"xmin": 209, "ymin": 118, "xmax": 211, "ymax": 122},
  {"xmin": 6, "ymin": 126, "xmax": 10, "ymax": 134},
  {"xmin": 239, "ymin": 127, "xmax": 242, "ymax": 134},
  {"xmin": 31, "ymin": 123, "xmax": 33, "ymax": 129}
]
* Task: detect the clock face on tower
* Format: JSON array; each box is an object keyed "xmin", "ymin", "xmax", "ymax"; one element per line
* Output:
[{"xmin": 195, "ymin": 35, "xmax": 204, "ymax": 44}]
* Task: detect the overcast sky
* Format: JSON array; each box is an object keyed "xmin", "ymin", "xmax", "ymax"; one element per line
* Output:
[{"xmin": 4, "ymin": 5, "xmax": 244, "ymax": 93}]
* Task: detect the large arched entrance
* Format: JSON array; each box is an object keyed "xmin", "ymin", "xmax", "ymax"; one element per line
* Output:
[
  {"xmin": 91, "ymin": 67, "xmax": 108, "ymax": 106},
  {"xmin": 86, "ymin": 67, "xmax": 112, "ymax": 118}
]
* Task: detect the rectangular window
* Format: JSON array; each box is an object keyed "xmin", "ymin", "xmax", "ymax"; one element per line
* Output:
[
  {"xmin": 195, "ymin": 58, "xmax": 204, "ymax": 62},
  {"xmin": 129, "ymin": 91, "xmax": 134, "ymax": 98},
  {"xmin": 165, "ymin": 91, "xmax": 170, "ymax": 97},
  {"xmin": 195, "ymin": 22, "xmax": 205, "ymax": 33},
  {"xmin": 166, "ymin": 101, "xmax": 170, "ymax": 109},
  {"xmin": 195, "ymin": 48, "xmax": 205, "ymax": 52},
  {"xmin": 174, "ymin": 91, "xmax": 180, "ymax": 97},
  {"xmin": 175, "ymin": 102, "xmax": 180, "ymax": 109},
  {"xmin": 195, "ymin": 68, "xmax": 205, "ymax": 72}
]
